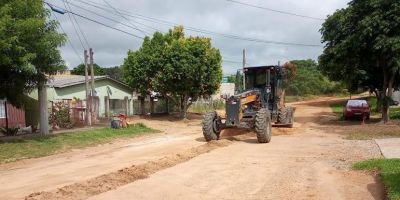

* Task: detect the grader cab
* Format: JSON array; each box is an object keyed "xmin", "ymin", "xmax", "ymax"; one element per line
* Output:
[{"xmin": 202, "ymin": 65, "xmax": 294, "ymax": 143}]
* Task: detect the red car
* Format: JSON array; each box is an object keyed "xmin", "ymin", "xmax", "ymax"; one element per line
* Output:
[{"xmin": 343, "ymin": 100, "xmax": 370, "ymax": 120}]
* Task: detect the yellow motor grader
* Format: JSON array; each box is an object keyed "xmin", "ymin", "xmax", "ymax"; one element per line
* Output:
[{"xmin": 202, "ymin": 65, "xmax": 294, "ymax": 143}]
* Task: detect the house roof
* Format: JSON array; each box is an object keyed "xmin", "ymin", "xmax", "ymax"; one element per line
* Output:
[{"xmin": 48, "ymin": 75, "xmax": 132, "ymax": 89}]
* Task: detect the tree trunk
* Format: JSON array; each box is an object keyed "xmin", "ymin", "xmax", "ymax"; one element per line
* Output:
[
  {"xmin": 383, "ymin": 73, "xmax": 396, "ymax": 123},
  {"xmin": 38, "ymin": 81, "xmax": 49, "ymax": 135},
  {"xmin": 180, "ymin": 94, "xmax": 189, "ymax": 119},
  {"xmin": 150, "ymin": 97, "xmax": 154, "ymax": 115},
  {"xmin": 165, "ymin": 97, "xmax": 169, "ymax": 114},
  {"xmin": 4, "ymin": 100, "xmax": 8, "ymax": 131},
  {"xmin": 382, "ymin": 98, "xmax": 389, "ymax": 123},
  {"xmin": 140, "ymin": 97, "xmax": 145, "ymax": 115},
  {"xmin": 381, "ymin": 64, "xmax": 393, "ymax": 124},
  {"xmin": 373, "ymin": 89, "xmax": 382, "ymax": 113}
]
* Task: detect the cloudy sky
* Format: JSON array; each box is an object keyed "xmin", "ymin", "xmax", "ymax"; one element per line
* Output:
[{"xmin": 46, "ymin": 0, "xmax": 350, "ymax": 74}]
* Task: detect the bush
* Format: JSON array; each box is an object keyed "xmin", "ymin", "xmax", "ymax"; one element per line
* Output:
[{"xmin": 49, "ymin": 102, "xmax": 73, "ymax": 129}]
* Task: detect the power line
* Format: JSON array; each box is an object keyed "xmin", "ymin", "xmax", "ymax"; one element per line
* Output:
[
  {"xmin": 223, "ymin": 60, "xmax": 242, "ymax": 64},
  {"xmin": 69, "ymin": 0, "xmax": 323, "ymax": 47},
  {"xmin": 60, "ymin": 0, "xmax": 86, "ymax": 49},
  {"xmin": 226, "ymin": 0, "xmax": 324, "ymax": 21},
  {"xmin": 64, "ymin": 0, "xmax": 151, "ymax": 36},
  {"xmin": 46, "ymin": 2, "xmax": 144, "ymax": 39},
  {"xmin": 68, "ymin": 0, "xmax": 160, "ymax": 33},
  {"xmin": 63, "ymin": 0, "xmax": 91, "ymax": 48},
  {"xmin": 51, "ymin": 12, "xmax": 84, "ymax": 64},
  {"xmin": 47, "ymin": 2, "xmax": 249, "ymax": 68},
  {"xmin": 61, "ymin": 0, "xmax": 151, "ymax": 35},
  {"xmin": 47, "ymin": 2, "xmax": 298, "ymax": 66},
  {"xmin": 102, "ymin": 0, "xmax": 149, "ymax": 36}
]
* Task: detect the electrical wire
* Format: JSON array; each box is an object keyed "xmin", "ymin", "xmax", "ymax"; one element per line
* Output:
[
  {"xmin": 68, "ymin": 0, "xmax": 160, "ymax": 33},
  {"xmin": 63, "ymin": 0, "xmax": 91, "ymax": 48},
  {"xmin": 102, "ymin": 0, "xmax": 149, "ymax": 36},
  {"xmin": 46, "ymin": 2, "xmax": 144, "ymax": 39},
  {"xmin": 63, "ymin": 1, "xmax": 151, "ymax": 36},
  {"xmin": 60, "ymin": 0, "xmax": 86, "ymax": 49},
  {"xmin": 226, "ymin": 0, "xmax": 324, "ymax": 21},
  {"xmin": 223, "ymin": 60, "xmax": 242, "ymax": 64},
  {"xmin": 51, "ymin": 12, "xmax": 84, "ymax": 64},
  {"xmin": 47, "ymin": 1, "xmax": 282, "ymax": 66},
  {"xmin": 69, "ymin": 0, "xmax": 323, "ymax": 47}
]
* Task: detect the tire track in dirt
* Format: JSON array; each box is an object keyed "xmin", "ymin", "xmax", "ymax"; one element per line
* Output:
[{"xmin": 25, "ymin": 140, "xmax": 233, "ymax": 200}]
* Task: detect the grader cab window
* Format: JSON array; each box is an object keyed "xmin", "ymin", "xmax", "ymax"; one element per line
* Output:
[
  {"xmin": 245, "ymin": 73, "xmax": 255, "ymax": 90},
  {"xmin": 245, "ymin": 70, "xmax": 267, "ymax": 90}
]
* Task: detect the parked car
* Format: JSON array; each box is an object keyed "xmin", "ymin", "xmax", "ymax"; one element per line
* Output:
[{"xmin": 343, "ymin": 100, "xmax": 370, "ymax": 120}]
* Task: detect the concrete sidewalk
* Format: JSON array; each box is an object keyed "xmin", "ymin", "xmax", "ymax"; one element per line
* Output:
[{"xmin": 375, "ymin": 138, "xmax": 400, "ymax": 158}]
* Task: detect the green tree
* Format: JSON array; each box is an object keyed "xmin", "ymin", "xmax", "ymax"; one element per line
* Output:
[
  {"xmin": 286, "ymin": 60, "xmax": 338, "ymax": 96},
  {"xmin": 1, "ymin": 0, "xmax": 65, "ymax": 135},
  {"xmin": 71, "ymin": 63, "xmax": 105, "ymax": 76},
  {"xmin": 124, "ymin": 26, "xmax": 222, "ymax": 118},
  {"xmin": 319, "ymin": 0, "xmax": 400, "ymax": 123},
  {"xmin": 103, "ymin": 66, "xmax": 123, "ymax": 81},
  {"xmin": 0, "ymin": 0, "xmax": 65, "ymax": 106},
  {"xmin": 226, "ymin": 74, "xmax": 236, "ymax": 83},
  {"xmin": 71, "ymin": 64, "xmax": 124, "ymax": 81}
]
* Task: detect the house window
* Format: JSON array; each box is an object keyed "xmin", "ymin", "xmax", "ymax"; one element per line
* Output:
[{"xmin": 0, "ymin": 100, "xmax": 5, "ymax": 118}]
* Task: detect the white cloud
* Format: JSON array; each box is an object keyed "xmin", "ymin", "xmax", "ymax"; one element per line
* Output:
[{"xmin": 47, "ymin": 0, "xmax": 350, "ymax": 74}]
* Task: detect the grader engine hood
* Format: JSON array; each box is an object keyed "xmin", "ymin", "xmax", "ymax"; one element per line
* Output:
[{"xmin": 225, "ymin": 90, "xmax": 260, "ymax": 126}]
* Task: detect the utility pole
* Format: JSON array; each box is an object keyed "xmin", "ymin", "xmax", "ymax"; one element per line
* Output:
[
  {"xmin": 89, "ymin": 48, "xmax": 96, "ymax": 123},
  {"xmin": 242, "ymin": 49, "xmax": 246, "ymax": 90},
  {"xmin": 84, "ymin": 49, "xmax": 91, "ymax": 126},
  {"xmin": 38, "ymin": 80, "xmax": 49, "ymax": 135}
]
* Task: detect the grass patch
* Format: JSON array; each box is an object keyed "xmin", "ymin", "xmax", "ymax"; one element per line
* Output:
[
  {"xmin": 345, "ymin": 131, "xmax": 400, "ymax": 140},
  {"xmin": 330, "ymin": 103, "xmax": 344, "ymax": 118},
  {"xmin": 353, "ymin": 159, "xmax": 400, "ymax": 200},
  {"xmin": 285, "ymin": 95, "xmax": 318, "ymax": 103},
  {"xmin": 391, "ymin": 107, "xmax": 400, "ymax": 120},
  {"xmin": 0, "ymin": 123, "xmax": 158, "ymax": 163}
]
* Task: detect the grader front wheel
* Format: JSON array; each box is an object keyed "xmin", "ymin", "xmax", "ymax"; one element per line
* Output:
[
  {"xmin": 255, "ymin": 108, "xmax": 272, "ymax": 143},
  {"xmin": 202, "ymin": 111, "xmax": 221, "ymax": 142}
]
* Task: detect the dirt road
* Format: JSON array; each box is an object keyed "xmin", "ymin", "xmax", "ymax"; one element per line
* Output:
[{"xmin": 0, "ymin": 97, "xmax": 384, "ymax": 200}]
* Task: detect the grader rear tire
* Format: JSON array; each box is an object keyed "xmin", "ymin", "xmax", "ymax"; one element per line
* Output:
[
  {"xmin": 287, "ymin": 107, "xmax": 294, "ymax": 128},
  {"xmin": 278, "ymin": 107, "xmax": 290, "ymax": 124},
  {"xmin": 255, "ymin": 108, "xmax": 272, "ymax": 143},
  {"xmin": 202, "ymin": 111, "xmax": 220, "ymax": 142},
  {"xmin": 278, "ymin": 107, "xmax": 295, "ymax": 127}
]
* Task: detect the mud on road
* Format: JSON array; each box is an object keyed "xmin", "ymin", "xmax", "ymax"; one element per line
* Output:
[
  {"xmin": 26, "ymin": 140, "xmax": 233, "ymax": 200},
  {"xmin": 0, "ymin": 97, "xmax": 385, "ymax": 200}
]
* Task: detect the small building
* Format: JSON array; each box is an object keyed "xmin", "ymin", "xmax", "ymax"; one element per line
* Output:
[
  {"xmin": 26, "ymin": 75, "xmax": 135, "ymax": 127},
  {"xmin": 212, "ymin": 83, "xmax": 235, "ymax": 99},
  {"xmin": 0, "ymin": 99, "xmax": 26, "ymax": 128}
]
